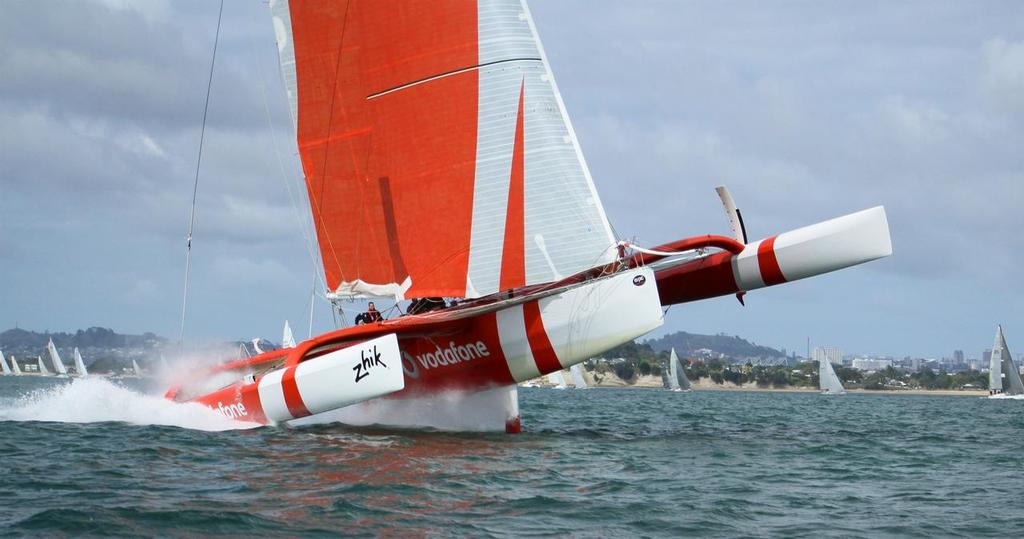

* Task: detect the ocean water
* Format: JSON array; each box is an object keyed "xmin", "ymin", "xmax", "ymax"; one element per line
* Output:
[{"xmin": 1, "ymin": 377, "xmax": 1022, "ymax": 537}]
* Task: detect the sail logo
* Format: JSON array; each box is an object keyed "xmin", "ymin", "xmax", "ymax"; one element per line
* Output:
[
  {"xmin": 353, "ymin": 345, "xmax": 387, "ymax": 383},
  {"xmin": 411, "ymin": 341, "xmax": 490, "ymax": 371},
  {"xmin": 217, "ymin": 401, "xmax": 248, "ymax": 420}
]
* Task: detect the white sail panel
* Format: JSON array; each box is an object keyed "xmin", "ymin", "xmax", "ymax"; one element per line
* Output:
[
  {"xmin": 132, "ymin": 359, "xmax": 143, "ymax": 377},
  {"xmin": 282, "ymin": 320, "xmax": 296, "ymax": 349},
  {"xmin": 819, "ymin": 358, "xmax": 846, "ymax": 395},
  {"xmin": 466, "ymin": 0, "xmax": 615, "ymax": 294},
  {"xmin": 992, "ymin": 325, "xmax": 1023, "ymax": 395},
  {"xmin": 668, "ymin": 348, "xmax": 681, "ymax": 390},
  {"xmin": 47, "ymin": 339, "xmax": 68, "ymax": 375},
  {"xmin": 546, "ymin": 370, "xmax": 567, "ymax": 388},
  {"xmin": 10, "ymin": 356, "xmax": 21, "ymax": 375},
  {"xmin": 0, "ymin": 351, "xmax": 10, "ymax": 375},
  {"xmin": 73, "ymin": 348, "xmax": 88, "ymax": 377},
  {"xmin": 570, "ymin": 364, "xmax": 588, "ymax": 389},
  {"xmin": 38, "ymin": 356, "xmax": 50, "ymax": 376}
]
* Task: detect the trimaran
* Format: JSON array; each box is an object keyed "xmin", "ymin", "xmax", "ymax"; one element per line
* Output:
[{"xmin": 166, "ymin": 0, "xmax": 893, "ymax": 431}]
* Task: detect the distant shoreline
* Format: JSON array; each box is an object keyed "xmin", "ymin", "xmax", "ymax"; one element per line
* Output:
[{"xmin": 581, "ymin": 379, "xmax": 987, "ymax": 396}]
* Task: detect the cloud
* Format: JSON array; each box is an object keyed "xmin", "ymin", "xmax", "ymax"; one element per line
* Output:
[{"xmin": 982, "ymin": 37, "xmax": 1024, "ymax": 115}]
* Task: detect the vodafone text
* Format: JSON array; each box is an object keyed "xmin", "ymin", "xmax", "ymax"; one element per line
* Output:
[{"xmin": 413, "ymin": 341, "xmax": 490, "ymax": 370}]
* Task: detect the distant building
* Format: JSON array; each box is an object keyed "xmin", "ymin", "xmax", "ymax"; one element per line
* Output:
[
  {"xmin": 852, "ymin": 357, "xmax": 893, "ymax": 371},
  {"xmin": 812, "ymin": 346, "xmax": 842, "ymax": 365},
  {"xmin": 953, "ymin": 350, "xmax": 964, "ymax": 364}
]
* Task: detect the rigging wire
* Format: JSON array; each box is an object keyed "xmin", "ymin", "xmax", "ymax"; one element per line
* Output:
[{"xmin": 178, "ymin": 0, "xmax": 225, "ymax": 348}]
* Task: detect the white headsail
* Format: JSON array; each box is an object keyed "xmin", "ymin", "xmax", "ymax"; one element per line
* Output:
[
  {"xmin": 546, "ymin": 370, "xmax": 568, "ymax": 389},
  {"xmin": 47, "ymin": 339, "xmax": 68, "ymax": 375},
  {"xmin": 668, "ymin": 348, "xmax": 692, "ymax": 391},
  {"xmin": 282, "ymin": 320, "xmax": 296, "ymax": 349},
  {"xmin": 570, "ymin": 364, "xmax": 588, "ymax": 389},
  {"xmin": 10, "ymin": 355, "xmax": 21, "ymax": 375},
  {"xmin": 819, "ymin": 358, "xmax": 846, "ymax": 395},
  {"xmin": 132, "ymin": 359, "xmax": 143, "ymax": 377},
  {"xmin": 0, "ymin": 350, "xmax": 10, "ymax": 376},
  {"xmin": 38, "ymin": 356, "xmax": 50, "ymax": 376},
  {"xmin": 73, "ymin": 348, "xmax": 89, "ymax": 377},
  {"xmin": 990, "ymin": 325, "xmax": 1023, "ymax": 396}
]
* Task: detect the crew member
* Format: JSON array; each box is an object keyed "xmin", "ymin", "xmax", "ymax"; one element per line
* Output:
[{"xmin": 355, "ymin": 302, "xmax": 384, "ymax": 325}]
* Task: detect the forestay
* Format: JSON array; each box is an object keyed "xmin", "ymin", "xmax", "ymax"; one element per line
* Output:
[{"xmin": 270, "ymin": 0, "xmax": 616, "ymax": 300}]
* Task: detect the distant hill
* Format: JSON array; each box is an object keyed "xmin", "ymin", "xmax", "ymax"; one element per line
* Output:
[
  {"xmin": 644, "ymin": 331, "xmax": 786, "ymax": 361},
  {"xmin": 0, "ymin": 327, "xmax": 279, "ymax": 374},
  {"xmin": 0, "ymin": 327, "xmax": 165, "ymax": 351}
]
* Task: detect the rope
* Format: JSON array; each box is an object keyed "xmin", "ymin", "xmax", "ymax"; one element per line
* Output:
[{"xmin": 178, "ymin": 0, "xmax": 224, "ymax": 348}]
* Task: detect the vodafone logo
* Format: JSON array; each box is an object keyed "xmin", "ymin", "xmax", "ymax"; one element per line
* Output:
[
  {"xmin": 217, "ymin": 401, "xmax": 248, "ymax": 420},
  {"xmin": 409, "ymin": 341, "xmax": 491, "ymax": 371}
]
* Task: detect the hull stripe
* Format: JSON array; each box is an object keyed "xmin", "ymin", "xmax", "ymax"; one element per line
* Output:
[
  {"xmin": 281, "ymin": 365, "xmax": 310, "ymax": 419},
  {"xmin": 496, "ymin": 305, "xmax": 541, "ymax": 382},
  {"xmin": 522, "ymin": 300, "xmax": 561, "ymax": 374},
  {"xmin": 757, "ymin": 235, "xmax": 787, "ymax": 286}
]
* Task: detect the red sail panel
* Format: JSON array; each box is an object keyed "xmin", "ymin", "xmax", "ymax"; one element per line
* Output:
[
  {"xmin": 499, "ymin": 81, "xmax": 526, "ymax": 291},
  {"xmin": 289, "ymin": 1, "xmax": 479, "ymax": 298}
]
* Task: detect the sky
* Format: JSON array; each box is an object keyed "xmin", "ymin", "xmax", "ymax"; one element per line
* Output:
[{"xmin": 1, "ymin": 1, "xmax": 1022, "ymax": 359}]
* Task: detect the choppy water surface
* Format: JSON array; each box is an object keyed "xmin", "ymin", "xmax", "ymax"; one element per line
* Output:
[{"xmin": 1, "ymin": 377, "xmax": 1022, "ymax": 537}]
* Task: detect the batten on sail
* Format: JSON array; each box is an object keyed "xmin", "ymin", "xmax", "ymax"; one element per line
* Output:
[{"xmin": 270, "ymin": 0, "xmax": 615, "ymax": 300}]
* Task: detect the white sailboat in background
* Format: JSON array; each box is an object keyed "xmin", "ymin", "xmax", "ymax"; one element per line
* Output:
[
  {"xmin": 667, "ymin": 348, "xmax": 692, "ymax": 392},
  {"xmin": 132, "ymin": 359, "xmax": 144, "ymax": 378},
  {"xmin": 819, "ymin": 357, "xmax": 846, "ymax": 395},
  {"xmin": 73, "ymin": 348, "xmax": 89, "ymax": 377},
  {"xmin": 546, "ymin": 370, "xmax": 568, "ymax": 389},
  {"xmin": 0, "ymin": 350, "xmax": 11, "ymax": 376},
  {"xmin": 570, "ymin": 364, "xmax": 588, "ymax": 389},
  {"xmin": 47, "ymin": 339, "xmax": 68, "ymax": 377},
  {"xmin": 988, "ymin": 325, "xmax": 1023, "ymax": 399},
  {"xmin": 10, "ymin": 355, "xmax": 21, "ymax": 375},
  {"xmin": 282, "ymin": 320, "xmax": 296, "ymax": 349},
  {"xmin": 37, "ymin": 356, "xmax": 50, "ymax": 376}
]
